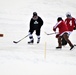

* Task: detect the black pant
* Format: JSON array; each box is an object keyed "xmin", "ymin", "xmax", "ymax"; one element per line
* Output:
[{"xmin": 29, "ymin": 29, "xmax": 40, "ymax": 36}]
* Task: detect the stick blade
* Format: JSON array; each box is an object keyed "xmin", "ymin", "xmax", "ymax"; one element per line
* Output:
[
  {"xmin": 74, "ymin": 44, "xmax": 76, "ymax": 46},
  {"xmin": 44, "ymin": 32, "xmax": 49, "ymax": 35},
  {"xmin": 13, "ymin": 41, "xmax": 18, "ymax": 44}
]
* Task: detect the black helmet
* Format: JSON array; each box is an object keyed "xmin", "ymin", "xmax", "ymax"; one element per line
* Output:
[
  {"xmin": 33, "ymin": 12, "xmax": 37, "ymax": 16},
  {"xmin": 57, "ymin": 17, "xmax": 63, "ymax": 22}
]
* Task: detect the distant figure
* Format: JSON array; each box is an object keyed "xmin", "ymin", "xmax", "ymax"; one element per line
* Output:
[
  {"xmin": 28, "ymin": 12, "xmax": 43, "ymax": 44},
  {"xmin": 0, "ymin": 34, "xmax": 3, "ymax": 37},
  {"xmin": 53, "ymin": 17, "xmax": 74, "ymax": 50}
]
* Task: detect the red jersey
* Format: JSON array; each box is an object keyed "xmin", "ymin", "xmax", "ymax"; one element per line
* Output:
[
  {"xmin": 65, "ymin": 17, "xmax": 76, "ymax": 31},
  {"xmin": 53, "ymin": 20, "xmax": 68, "ymax": 35}
]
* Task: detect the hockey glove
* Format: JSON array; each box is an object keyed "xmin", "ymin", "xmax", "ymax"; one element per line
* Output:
[
  {"xmin": 56, "ymin": 34, "xmax": 60, "ymax": 38},
  {"xmin": 73, "ymin": 27, "xmax": 76, "ymax": 30}
]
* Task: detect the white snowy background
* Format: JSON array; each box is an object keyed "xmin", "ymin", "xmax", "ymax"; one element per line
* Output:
[{"xmin": 0, "ymin": 0, "xmax": 76, "ymax": 75}]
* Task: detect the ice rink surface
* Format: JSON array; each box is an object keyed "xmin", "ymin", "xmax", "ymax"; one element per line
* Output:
[{"xmin": 0, "ymin": 0, "xmax": 76, "ymax": 75}]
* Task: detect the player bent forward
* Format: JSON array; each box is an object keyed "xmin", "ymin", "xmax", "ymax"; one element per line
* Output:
[{"xmin": 53, "ymin": 17, "xmax": 74, "ymax": 50}]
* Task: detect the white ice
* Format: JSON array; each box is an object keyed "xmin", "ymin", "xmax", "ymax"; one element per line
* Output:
[{"xmin": 0, "ymin": 0, "xmax": 76, "ymax": 75}]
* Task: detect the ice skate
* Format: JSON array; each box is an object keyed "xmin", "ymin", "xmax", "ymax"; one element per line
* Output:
[
  {"xmin": 70, "ymin": 45, "xmax": 74, "ymax": 50},
  {"xmin": 28, "ymin": 40, "xmax": 34, "ymax": 44},
  {"xmin": 56, "ymin": 46, "xmax": 62, "ymax": 49},
  {"xmin": 37, "ymin": 39, "xmax": 40, "ymax": 44}
]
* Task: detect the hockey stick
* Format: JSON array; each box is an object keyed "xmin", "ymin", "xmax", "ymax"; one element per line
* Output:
[
  {"xmin": 13, "ymin": 34, "xmax": 29, "ymax": 44},
  {"xmin": 44, "ymin": 32, "xmax": 56, "ymax": 35},
  {"xmin": 74, "ymin": 44, "xmax": 76, "ymax": 46}
]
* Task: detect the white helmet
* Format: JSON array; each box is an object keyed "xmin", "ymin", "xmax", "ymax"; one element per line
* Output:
[{"xmin": 66, "ymin": 12, "xmax": 71, "ymax": 17}]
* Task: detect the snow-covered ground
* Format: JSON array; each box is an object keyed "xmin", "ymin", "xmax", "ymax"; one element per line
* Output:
[{"xmin": 0, "ymin": 0, "xmax": 76, "ymax": 75}]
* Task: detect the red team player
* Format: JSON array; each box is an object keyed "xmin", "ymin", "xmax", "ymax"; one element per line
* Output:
[
  {"xmin": 65, "ymin": 12, "xmax": 76, "ymax": 32},
  {"xmin": 61, "ymin": 12, "xmax": 76, "ymax": 46},
  {"xmin": 53, "ymin": 17, "xmax": 74, "ymax": 50}
]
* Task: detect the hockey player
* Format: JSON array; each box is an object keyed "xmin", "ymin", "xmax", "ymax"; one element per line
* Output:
[
  {"xmin": 53, "ymin": 17, "xmax": 74, "ymax": 50},
  {"xmin": 65, "ymin": 12, "xmax": 76, "ymax": 31},
  {"xmin": 56, "ymin": 12, "xmax": 76, "ymax": 46},
  {"xmin": 62, "ymin": 12, "xmax": 76, "ymax": 46},
  {"xmin": 28, "ymin": 12, "xmax": 43, "ymax": 44}
]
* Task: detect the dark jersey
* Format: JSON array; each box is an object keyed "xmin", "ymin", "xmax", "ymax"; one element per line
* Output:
[{"xmin": 29, "ymin": 16, "xmax": 43, "ymax": 31}]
